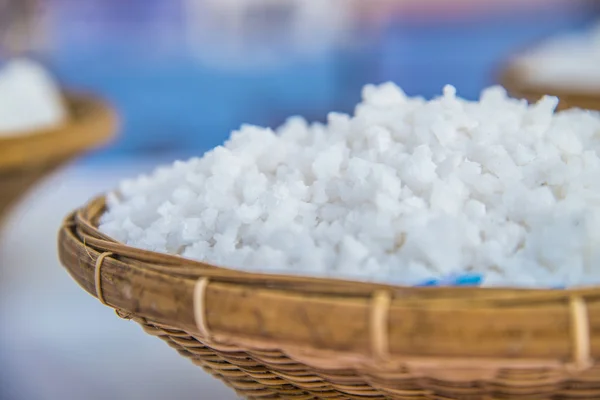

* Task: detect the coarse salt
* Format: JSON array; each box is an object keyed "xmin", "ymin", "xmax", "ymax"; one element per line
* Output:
[{"xmin": 100, "ymin": 83, "xmax": 600, "ymax": 288}]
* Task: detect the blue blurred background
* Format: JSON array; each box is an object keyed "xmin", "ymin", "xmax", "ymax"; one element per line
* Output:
[
  {"xmin": 1, "ymin": 1, "xmax": 600, "ymax": 399},
  {"xmin": 27, "ymin": 0, "xmax": 600, "ymax": 159}
]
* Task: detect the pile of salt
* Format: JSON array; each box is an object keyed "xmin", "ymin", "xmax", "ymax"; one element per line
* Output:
[{"xmin": 100, "ymin": 83, "xmax": 600, "ymax": 288}]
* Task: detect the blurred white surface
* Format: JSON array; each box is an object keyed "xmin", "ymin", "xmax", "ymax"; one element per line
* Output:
[{"xmin": 0, "ymin": 158, "xmax": 237, "ymax": 400}]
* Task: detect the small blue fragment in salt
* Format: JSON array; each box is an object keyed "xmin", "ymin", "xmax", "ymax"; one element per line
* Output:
[
  {"xmin": 416, "ymin": 274, "xmax": 483, "ymax": 287},
  {"xmin": 453, "ymin": 274, "xmax": 483, "ymax": 286},
  {"xmin": 416, "ymin": 278, "xmax": 440, "ymax": 287}
]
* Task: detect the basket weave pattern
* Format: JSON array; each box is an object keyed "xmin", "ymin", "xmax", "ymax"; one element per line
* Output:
[{"xmin": 59, "ymin": 198, "xmax": 600, "ymax": 400}]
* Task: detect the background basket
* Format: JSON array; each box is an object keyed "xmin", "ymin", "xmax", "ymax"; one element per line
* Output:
[
  {"xmin": 58, "ymin": 197, "xmax": 600, "ymax": 400},
  {"xmin": 499, "ymin": 64, "xmax": 600, "ymax": 112},
  {"xmin": 0, "ymin": 92, "xmax": 117, "ymax": 223}
]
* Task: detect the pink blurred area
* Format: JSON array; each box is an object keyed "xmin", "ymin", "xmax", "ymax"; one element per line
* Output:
[
  {"xmin": 33, "ymin": 0, "xmax": 592, "ymax": 39},
  {"xmin": 353, "ymin": 0, "xmax": 578, "ymax": 25}
]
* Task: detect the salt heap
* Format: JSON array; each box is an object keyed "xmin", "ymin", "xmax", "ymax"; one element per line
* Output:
[
  {"xmin": 100, "ymin": 83, "xmax": 600, "ymax": 288},
  {"xmin": 0, "ymin": 59, "xmax": 66, "ymax": 135},
  {"xmin": 513, "ymin": 21, "xmax": 600, "ymax": 92}
]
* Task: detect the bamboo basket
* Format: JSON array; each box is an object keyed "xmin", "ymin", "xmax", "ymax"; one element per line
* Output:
[
  {"xmin": 0, "ymin": 92, "xmax": 117, "ymax": 223},
  {"xmin": 499, "ymin": 64, "xmax": 600, "ymax": 112},
  {"xmin": 59, "ymin": 197, "xmax": 600, "ymax": 400}
]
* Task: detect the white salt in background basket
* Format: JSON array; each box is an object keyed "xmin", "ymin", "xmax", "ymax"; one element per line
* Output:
[
  {"xmin": 0, "ymin": 59, "xmax": 118, "ymax": 223},
  {"xmin": 0, "ymin": 59, "xmax": 231, "ymax": 400},
  {"xmin": 500, "ymin": 22, "xmax": 600, "ymax": 111}
]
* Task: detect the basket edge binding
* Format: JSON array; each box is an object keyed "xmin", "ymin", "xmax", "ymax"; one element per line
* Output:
[{"xmin": 57, "ymin": 197, "xmax": 600, "ymax": 383}]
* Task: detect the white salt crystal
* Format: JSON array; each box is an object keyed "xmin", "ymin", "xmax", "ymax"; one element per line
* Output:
[
  {"xmin": 310, "ymin": 180, "xmax": 329, "ymax": 204},
  {"xmin": 399, "ymin": 145, "xmax": 437, "ymax": 193},
  {"xmin": 172, "ymin": 187, "xmax": 197, "ymax": 205},
  {"xmin": 236, "ymin": 203, "xmax": 263, "ymax": 224},
  {"xmin": 312, "ymin": 144, "xmax": 345, "ymax": 180},
  {"xmin": 366, "ymin": 125, "xmax": 393, "ymax": 153},
  {"xmin": 241, "ymin": 171, "xmax": 268, "ymax": 203},
  {"xmin": 181, "ymin": 218, "xmax": 203, "ymax": 242},
  {"xmin": 339, "ymin": 235, "xmax": 370, "ymax": 265},
  {"xmin": 200, "ymin": 208, "xmax": 219, "ymax": 230},
  {"xmin": 512, "ymin": 143, "xmax": 536, "ymax": 166},
  {"xmin": 430, "ymin": 177, "xmax": 466, "ymax": 215},
  {"xmin": 100, "ymin": 83, "xmax": 600, "ymax": 288},
  {"xmin": 443, "ymin": 84, "xmax": 457, "ymax": 99},
  {"xmin": 362, "ymin": 82, "xmax": 407, "ymax": 107},
  {"xmin": 464, "ymin": 199, "xmax": 486, "ymax": 219},
  {"xmin": 249, "ymin": 246, "xmax": 288, "ymax": 271},
  {"xmin": 470, "ymin": 144, "xmax": 522, "ymax": 182}
]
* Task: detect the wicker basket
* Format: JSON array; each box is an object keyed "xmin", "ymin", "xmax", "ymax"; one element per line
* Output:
[
  {"xmin": 0, "ymin": 92, "xmax": 117, "ymax": 223},
  {"xmin": 58, "ymin": 197, "xmax": 600, "ymax": 400},
  {"xmin": 499, "ymin": 64, "xmax": 600, "ymax": 112}
]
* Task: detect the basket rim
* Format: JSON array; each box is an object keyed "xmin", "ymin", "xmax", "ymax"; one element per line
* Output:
[
  {"xmin": 499, "ymin": 63, "xmax": 600, "ymax": 104},
  {"xmin": 71, "ymin": 196, "xmax": 600, "ymax": 297},
  {"xmin": 496, "ymin": 36, "xmax": 600, "ymax": 112},
  {"xmin": 58, "ymin": 196, "xmax": 600, "ymax": 372},
  {"xmin": 493, "ymin": 30, "xmax": 600, "ymax": 104},
  {"xmin": 0, "ymin": 91, "xmax": 118, "ymax": 171}
]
